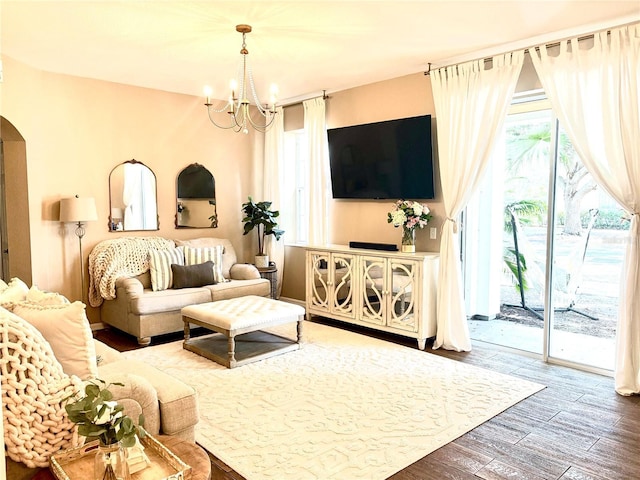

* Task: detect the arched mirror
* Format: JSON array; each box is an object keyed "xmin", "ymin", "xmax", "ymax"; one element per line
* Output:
[
  {"xmin": 109, "ymin": 159, "xmax": 159, "ymax": 232},
  {"xmin": 176, "ymin": 163, "xmax": 218, "ymax": 228}
]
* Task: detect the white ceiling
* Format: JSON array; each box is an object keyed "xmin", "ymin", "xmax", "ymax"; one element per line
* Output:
[{"xmin": 2, "ymin": 1, "xmax": 639, "ymax": 104}]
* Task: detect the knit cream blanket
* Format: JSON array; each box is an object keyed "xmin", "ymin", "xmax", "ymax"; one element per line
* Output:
[
  {"xmin": 88, "ymin": 237, "xmax": 174, "ymax": 307},
  {"xmin": 1, "ymin": 307, "xmax": 82, "ymax": 468}
]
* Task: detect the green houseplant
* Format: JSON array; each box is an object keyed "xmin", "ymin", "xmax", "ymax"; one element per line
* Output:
[{"xmin": 241, "ymin": 197, "xmax": 284, "ymax": 267}]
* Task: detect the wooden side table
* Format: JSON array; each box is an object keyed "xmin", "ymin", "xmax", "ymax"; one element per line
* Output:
[{"xmin": 257, "ymin": 265, "xmax": 278, "ymax": 299}]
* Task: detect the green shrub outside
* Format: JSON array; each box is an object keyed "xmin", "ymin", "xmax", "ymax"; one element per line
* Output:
[{"xmin": 581, "ymin": 208, "xmax": 630, "ymax": 230}]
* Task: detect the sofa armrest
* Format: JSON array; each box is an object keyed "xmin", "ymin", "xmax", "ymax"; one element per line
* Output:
[
  {"xmin": 96, "ymin": 371, "xmax": 161, "ymax": 436},
  {"xmin": 230, "ymin": 263, "xmax": 261, "ymax": 280},
  {"xmin": 115, "ymin": 277, "xmax": 144, "ymax": 298}
]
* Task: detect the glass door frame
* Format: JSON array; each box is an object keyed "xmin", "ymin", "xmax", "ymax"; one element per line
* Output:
[{"xmin": 466, "ymin": 97, "xmax": 615, "ymax": 377}]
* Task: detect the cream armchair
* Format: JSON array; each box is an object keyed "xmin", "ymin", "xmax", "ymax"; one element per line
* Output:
[{"xmin": 1, "ymin": 304, "xmax": 198, "ymax": 471}]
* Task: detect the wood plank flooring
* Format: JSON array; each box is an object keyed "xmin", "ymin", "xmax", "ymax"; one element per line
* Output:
[{"xmin": 96, "ymin": 319, "xmax": 640, "ymax": 480}]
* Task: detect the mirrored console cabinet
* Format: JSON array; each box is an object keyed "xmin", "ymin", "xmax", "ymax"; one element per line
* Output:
[{"xmin": 306, "ymin": 245, "xmax": 439, "ymax": 349}]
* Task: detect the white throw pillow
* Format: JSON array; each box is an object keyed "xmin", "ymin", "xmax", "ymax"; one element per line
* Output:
[
  {"xmin": 183, "ymin": 245, "xmax": 228, "ymax": 283},
  {"xmin": 0, "ymin": 277, "xmax": 29, "ymax": 306},
  {"xmin": 26, "ymin": 285, "xmax": 70, "ymax": 306},
  {"xmin": 149, "ymin": 247, "xmax": 184, "ymax": 291},
  {"xmin": 12, "ymin": 301, "xmax": 98, "ymax": 380}
]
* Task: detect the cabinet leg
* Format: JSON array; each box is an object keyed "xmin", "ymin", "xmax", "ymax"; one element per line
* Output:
[{"xmin": 417, "ymin": 338, "xmax": 426, "ymax": 350}]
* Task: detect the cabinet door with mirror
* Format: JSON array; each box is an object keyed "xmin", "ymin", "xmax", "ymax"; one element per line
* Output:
[
  {"xmin": 109, "ymin": 159, "xmax": 159, "ymax": 232},
  {"xmin": 306, "ymin": 251, "xmax": 356, "ymax": 320},
  {"xmin": 176, "ymin": 163, "xmax": 218, "ymax": 228}
]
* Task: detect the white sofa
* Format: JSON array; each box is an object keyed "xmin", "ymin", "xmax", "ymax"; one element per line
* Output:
[{"xmin": 91, "ymin": 236, "xmax": 270, "ymax": 345}]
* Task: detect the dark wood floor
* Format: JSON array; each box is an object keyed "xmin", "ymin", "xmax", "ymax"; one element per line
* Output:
[{"xmin": 96, "ymin": 320, "xmax": 640, "ymax": 480}]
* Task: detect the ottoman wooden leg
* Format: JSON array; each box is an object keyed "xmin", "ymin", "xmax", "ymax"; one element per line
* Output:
[
  {"xmin": 228, "ymin": 334, "xmax": 237, "ymax": 368},
  {"xmin": 183, "ymin": 317, "xmax": 191, "ymax": 342},
  {"xmin": 297, "ymin": 318, "xmax": 304, "ymax": 344}
]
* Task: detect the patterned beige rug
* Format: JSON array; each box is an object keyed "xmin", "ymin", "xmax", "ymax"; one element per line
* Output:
[{"xmin": 124, "ymin": 321, "xmax": 544, "ymax": 480}]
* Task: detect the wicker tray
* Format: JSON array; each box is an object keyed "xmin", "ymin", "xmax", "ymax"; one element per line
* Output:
[{"xmin": 49, "ymin": 435, "xmax": 192, "ymax": 480}]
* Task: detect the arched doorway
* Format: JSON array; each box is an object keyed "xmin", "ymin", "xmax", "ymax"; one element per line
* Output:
[{"xmin": 0, "ymin": 116, "xmax": 32, "ymax": 284}]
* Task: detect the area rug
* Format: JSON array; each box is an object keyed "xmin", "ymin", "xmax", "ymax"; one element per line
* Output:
[{"xmin": 124, "ymin": 321, "xmax": 544, "ymax": 480}]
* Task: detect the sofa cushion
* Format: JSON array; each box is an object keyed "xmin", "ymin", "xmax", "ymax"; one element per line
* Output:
[
  {"xmin": 12, "ymin": 301, "xmax": 98, "ymax": 380},
  {"xmin": 175, "ymin": 238, "xmax": 236, "ymax": 279},
  {"xmin": 183, "ymin": 245, "xmax": 227, "ymax": 283},
  {"xmin": 0, "ymin": 277, "xmax": 29, "ymax": 307},
  {"xmin": 205, "ymin": 278, "xmax": 270, "ymax": 301},
  {"xmin": 149, "ymin": 247, "xmax": 184, "ymax": 291},
  {"xmin": 130, "ymin": 288, "xmax": 212, "ymax": 316},
  {"xmin": 171, "ymin": 261, "xmax": 215, "ymax": 289},
  {"xmin": 26, "ymin": 285, "xmax": 70, "ymax": 306},
  {"xmin": 94, "ymin": 338, "xmax": 123, "ymax": 366}
]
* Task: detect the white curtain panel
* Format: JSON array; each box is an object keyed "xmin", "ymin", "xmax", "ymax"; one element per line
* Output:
[
  {"xmin": 431, "ymin": 51, "xmax": 524, "ymax": 351},
  {"xmin": 263, "ymin": 107, "xmax": 286, "ymax": 296},
  {"xmin": 303, "ymin": 97, "xmax": 331, "ymax": 246},
  {"xmin": 530, "ymin": 23, "xmax": 640, "ymax": 395}
]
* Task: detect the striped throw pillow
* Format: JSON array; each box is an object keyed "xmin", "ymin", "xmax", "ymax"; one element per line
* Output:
[
  {"xmin": 184, "ymin": 245, "xmax": 228, "ymax": 283},
  {"xmin": 149, "ymin": 247, "xmax": 184, "ymax": 291}
]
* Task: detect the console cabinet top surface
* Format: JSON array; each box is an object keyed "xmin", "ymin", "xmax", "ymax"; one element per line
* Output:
[{"xmin": 306, "ymin": 244, "xmax": 439, "ymax": 259}]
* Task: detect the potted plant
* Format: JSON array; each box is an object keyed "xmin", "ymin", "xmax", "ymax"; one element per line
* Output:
[{"xmin": 241, "ymin": 197, "xmax": 284, "ymax": 268}]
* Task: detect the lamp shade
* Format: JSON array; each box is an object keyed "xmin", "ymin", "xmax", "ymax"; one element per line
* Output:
[{"xmin": 60, "ymin": 196, "xmax": 98, "ymax": 223}]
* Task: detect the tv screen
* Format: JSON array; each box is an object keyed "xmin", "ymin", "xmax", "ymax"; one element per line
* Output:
[{"xmin": 327, "ymin": 115, "xmax": 434, "ymax": 200}]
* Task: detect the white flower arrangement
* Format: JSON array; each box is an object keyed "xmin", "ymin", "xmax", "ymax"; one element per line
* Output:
[{"xmin": 387, "ymin": 200, "xmax": 432, "ymax": 231}]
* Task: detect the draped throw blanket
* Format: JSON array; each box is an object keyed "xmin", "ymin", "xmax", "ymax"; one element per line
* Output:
[
  {"xmin": 1, "ymin": 307, "xmax": 82, "ymax": 468},
  {"xmin": 88, "ymin": 237, "xmax": 175, "ymax": 307}
]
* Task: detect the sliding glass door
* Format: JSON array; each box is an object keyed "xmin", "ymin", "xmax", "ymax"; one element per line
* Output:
[{"xmin": 465, "ymin": 99, "xmax": 627, "ymax": 372}]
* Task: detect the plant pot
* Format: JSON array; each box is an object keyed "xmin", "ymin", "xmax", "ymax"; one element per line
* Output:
[{"xmin": 255, "ymin": 255, "xmax": 270, "ymax": 268}]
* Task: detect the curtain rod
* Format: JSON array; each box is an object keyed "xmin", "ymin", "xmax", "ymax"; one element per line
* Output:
[
  {"xmin": 424, "ymin": 20, "xmax": 638, "ymax": 75},
  {"xmin": 279, "ymin": 90, "xmax": 329, "ymax": 108}
]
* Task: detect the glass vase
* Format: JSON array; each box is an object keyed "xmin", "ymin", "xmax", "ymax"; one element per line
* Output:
[
  {"xmin": 95, "ymin": 441, "xmax": 130, "ymax": 480},
  {"xmin": 401, "ymin": 228, "xmax": 416, "ymax": 253}
]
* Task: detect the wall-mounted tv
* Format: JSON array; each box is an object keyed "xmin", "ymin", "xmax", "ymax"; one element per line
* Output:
[{"xmin": 327, "ymin": 115, "xmax": 435, "ymax": 200}]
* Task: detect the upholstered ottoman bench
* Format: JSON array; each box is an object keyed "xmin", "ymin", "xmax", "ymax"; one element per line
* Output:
[{"xmin": 181, "ymin": 295, "xmax": 305, "ymax": 368}]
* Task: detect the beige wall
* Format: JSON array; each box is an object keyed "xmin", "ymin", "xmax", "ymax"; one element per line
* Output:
[
  {"xmin": 1, "ymin": 56, "xmax": 262, "ymax": 322},
  {"xmin": 2, "ymin": 55, "xmax": 443, "ymax": 308},
  {"xmin": 281, "ymin": 72, "xmax": 444, "ymax": 301}
]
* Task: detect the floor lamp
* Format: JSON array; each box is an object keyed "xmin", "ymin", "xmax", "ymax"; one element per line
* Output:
[{"xmin": 60, "ymin": 195, "xmax": 98, "ymax": 302}]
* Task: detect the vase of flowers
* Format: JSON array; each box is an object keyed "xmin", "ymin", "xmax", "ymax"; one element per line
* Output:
[
  {"xmin": 387, "ymin": 200, "xmax": 433, "ymax": 253},
  {"xmin": 65, "ymin": 379, "xmax": 146, "ymax": 480}
]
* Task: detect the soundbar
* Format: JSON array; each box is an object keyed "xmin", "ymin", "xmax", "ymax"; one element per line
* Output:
[{"xmin": 349, "ymin": 241, "xmax": 398, "ymax": 251}]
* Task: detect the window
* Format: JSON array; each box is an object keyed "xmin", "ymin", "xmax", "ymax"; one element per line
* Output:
[{"xmin": 282, "ymin": 130, "xmax": 309, "ymax": 244}]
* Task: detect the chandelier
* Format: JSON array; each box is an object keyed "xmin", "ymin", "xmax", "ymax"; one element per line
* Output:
[{"xmin": 204, "ymin": 24, "xmax": 278, "ymax": 134}]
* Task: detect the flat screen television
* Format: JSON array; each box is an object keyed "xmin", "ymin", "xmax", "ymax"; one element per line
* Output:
[{"xmin": 327, "ymin": 115, "xmax": 435, "ymax": 200}]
